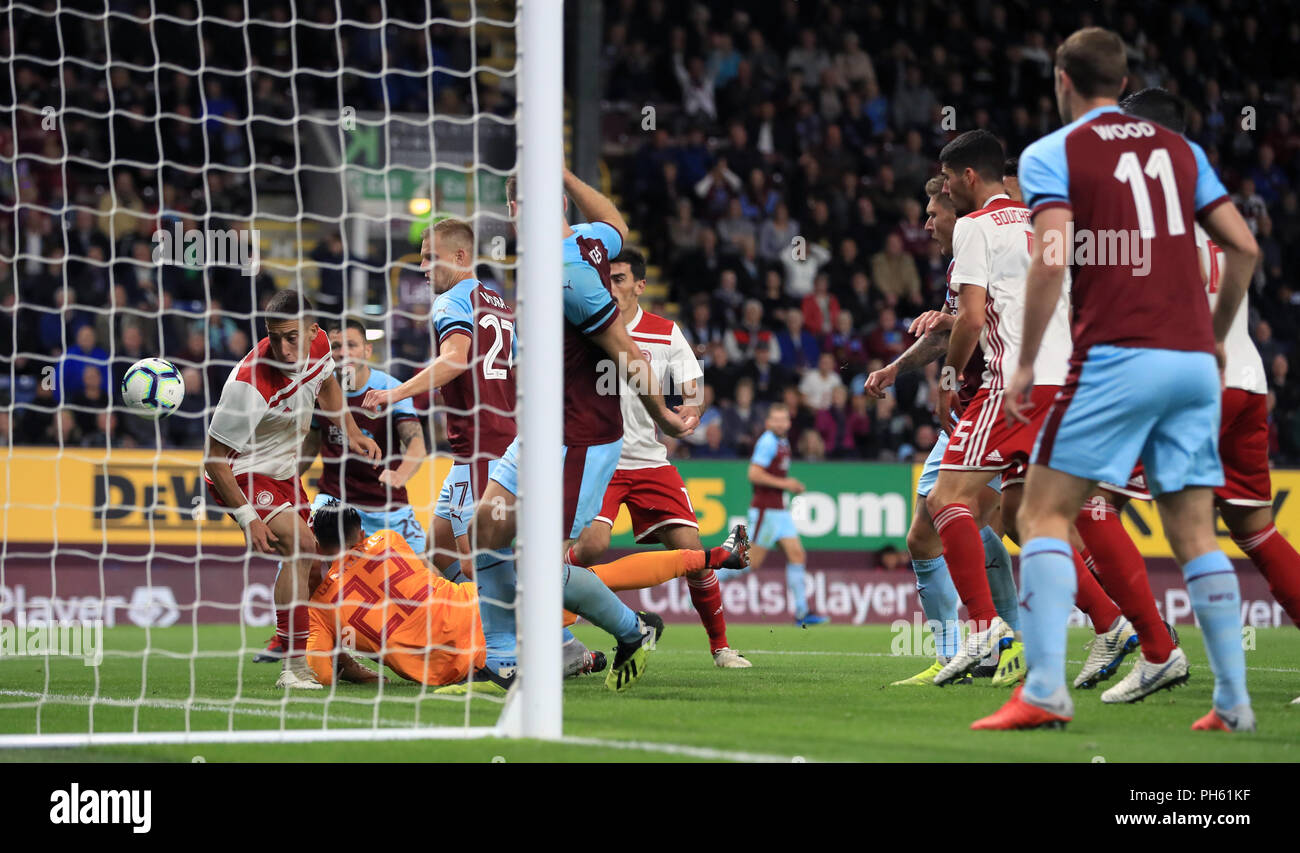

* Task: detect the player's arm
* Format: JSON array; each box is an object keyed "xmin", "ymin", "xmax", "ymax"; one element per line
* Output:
[
  {"xmin": 379, "ymin": 419, "xmax": 426, "ymax": 491},
  {"xmin": 364, "ymin": 333, "xmax": 471, "ymax": 410},
  {"xmin": 865, "ymin": 320, "xmax": 951, "ymax": 398},
  {"xmin": 591, "ymin": 320, "xmax": 697, "ymax": 438},
  {"xmin": 748, "ymin": 463, "xmax": 802, "ymax": 494},
  {"xmin": 204, "ymin": 434, "xmax": 277, "ymax": 553},
  {"xmin": 299, "ymin": 427, "xmax": 321, "ymax": 477},
  {"xmin": 317, "ymin": 374, "xmax": 382, "ymax": 463},
  {"xmin": 939, "ymin": 285, "xmax": 986, "ymax": 433},
  {"xmin": 1006, "ymin": 206, "xmax": 1071, "ymax": 423},
  {"xmin": 563, "ymin": 167, "xmax": 629, "ymax": 242},
  {"xmin": 1199, "ymin": 200, "xmax": 1260, "ymax": 359}
]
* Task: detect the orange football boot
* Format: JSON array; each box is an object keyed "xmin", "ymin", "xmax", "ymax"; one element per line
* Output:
[
  {"xmin": 970, "ymin": 685, "xmax": 1072, "ymax": 730},
  {"xmin": 1190, "ymin": 706, "xmax": 1256, "ymax": 732}
]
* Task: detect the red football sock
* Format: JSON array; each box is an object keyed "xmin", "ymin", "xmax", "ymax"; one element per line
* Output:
[
  {"xmin": 276, "ymin": 605, "xmax": 309, "ymax": 659},
  {"xmin": 1071, "ymin": 548, "xmax": 1122, "ymax": 635},
  {"xmin": 1076, "ymin": 505, "xmax": 1173, "ymax": 662},
  {"xmin": 686, "ymin": 569, "xmax": 730, "ymax": 653},
  {"xmin": 933, "ymin": 504, "xmax": 997, "ymax": 623},
  {"xmin": 1234, "ymin": 524, "xmax": 1300, "ymax": 627}
]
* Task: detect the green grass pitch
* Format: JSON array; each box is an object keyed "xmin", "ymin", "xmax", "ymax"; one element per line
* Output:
[{"xmin": 1, "ymin": 623, "xmax": 1296, "ymax": 762}]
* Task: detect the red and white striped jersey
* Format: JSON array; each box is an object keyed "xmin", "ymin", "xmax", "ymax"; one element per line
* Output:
[
  {"xmin": 1198, "ymin": 223, "xmax": 1267, "ymax": 395},
  {"xmin": 207, "ymin": 328, "xmax": 335, "ymax": 480},
  {"xmin": 617, "ymin": 307, "xmax": 704, "ymax": 470},
  {"xmin": 949, "ymin": 194, "xmax": 1072, "ymax": 388}
]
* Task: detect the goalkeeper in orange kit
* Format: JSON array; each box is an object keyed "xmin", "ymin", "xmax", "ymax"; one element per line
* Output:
[{"xmin": 304, "ymin": 505, "xmax": 749, "ymax": 688}]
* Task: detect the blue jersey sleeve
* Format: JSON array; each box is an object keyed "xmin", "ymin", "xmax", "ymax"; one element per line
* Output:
[
  {"xmin": 380, "ymin": 372, "xmax": 418, "ymax": 418},
  {"xmin": 751, "ymin": 431, "xmax": 778, "ymax": 467},
  {"xmin": 571, "ymin": 221, "xmax": 624, "ymax": 259},
  {"xmin": 432, "ymin": 286, "xmax": 474, "ymax": 342},
  {"xmin": 1018, "ymin": 131, "xmax": 1070, "ymax": 212},
  {"xmin": 1188, "ymin": 139, "xmax": 1229, "ymax": 212},
  {"xmin": 563, "ymin": 261, "xmax": 619, "ymax": 336}
]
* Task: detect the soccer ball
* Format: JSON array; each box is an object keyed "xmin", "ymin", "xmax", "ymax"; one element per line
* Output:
[{"xmin": 121, "ymin": 357, "xmax": 185, "ymax": 419}]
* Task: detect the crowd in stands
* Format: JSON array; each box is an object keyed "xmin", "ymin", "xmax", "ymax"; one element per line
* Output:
[
  {"xmin": 2, "ymin": 1, "xmax": 1299, "ymax": 471},
  {"xmin": 606, "ymin": 0, "xmax": 1300, "ymax": 464}
]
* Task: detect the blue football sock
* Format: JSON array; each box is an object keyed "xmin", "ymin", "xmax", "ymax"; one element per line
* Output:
[
  {"xmin": 474, "ymin": 548, "xmax": 518, "ymax": 674},
  {"xmin": 562, "ymin": 626, "xmax": 576, "ymax": 644},
  {"xmin": 562, "ymin": 563, "xmax": 641, "ymax": 644},
  {"xmin": 441, "ymin": 560, "xmax": 468, "ymax": 584},
  {"xmin": 1018, "ymin": 538, "xmax": 1077, "ymax": 704},
  {"xmin": 1184, "ymin": 551, "xmax": 1250, "ymax": 711},
  {"xmin": 912, "ymin": 555, "xmax": 960, "ymax": 659},
  {"xmin": 981, "ymin": 526, "xmax": 1020, "ymax": 632},
  {"xmin": 787, "ymin": 563, "xmax": 808, "ymax": 619},
  {"xmin": 712, "ymin": 567, "xmax": 748, "ymax": 583}
]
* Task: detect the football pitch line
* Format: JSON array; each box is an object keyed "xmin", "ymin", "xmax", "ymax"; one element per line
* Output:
[
  {"xmin": 0, "ymin": 690, "xmax": 796, "ymax": 761},
  {"xmin": 679, "ymin": 649, "xmax": 1300, "ymax": 673}
]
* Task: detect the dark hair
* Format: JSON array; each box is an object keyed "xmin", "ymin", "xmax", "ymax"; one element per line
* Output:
[
  {"xmin": 331, "ymin": 316, "xmax": 369, "ymax": 339},
  {"xmin": 264, "ymin": 288, "xmax": 313, "ymax": 324},
  {"xmin": 505, "ymin": 174, "xmax": 517, "ymax": 204},
  {"xmin": 1119, "ymin": 87, "xmax": 1186, "ymax": 133},
  {"xmin": 1003, "ymin": 157, "xmax": 1019, "ymax": 178},
  {"xmin": 613, "ymin": 248, "xmax": 647, "ymax": 281},
  {"xmin": 1056, "ymin": 26, "xmax": 1128, "ymax": 99},
  {"xmin": 939, "ymin": 129, "xmax": 1005, "ymax": 183},
  {"xmin": 311, "ymin": 503, "xmax": 362, "ymax": 554}
]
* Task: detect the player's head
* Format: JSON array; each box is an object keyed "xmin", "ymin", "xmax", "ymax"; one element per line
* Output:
[
  {"xmin": 423, "ymin": 218, "xmax": 476, "ymax": 294},
  {"xmin": 923, "ymin": 174, "xmax": 956, "ymax": 255},
  {"xmin": 310, "ymin": 504, "xmax": 364, "ymax": 559},
  {"xmin": 1053, "ymin": 27, "xmax": 1128, "ymax": 124},
  {"xmin": 609, "ymin": 248, "xmax": 647, "ymax": 312},
  {"xmin": 765, "ymin": 402, "xmax": 791, "ymax": 437},
  {"xmin": 263, "ymin": 288, "xmax": 319, "ymax": 369},
  {"xmin": 939, "ymin": 130, "xmax": 1005, "ymax": 216},
  {"xmin": 1002, "ymin": 157, "xmax": 1021, "ymax": 203},
  {"xmin": 329, "ymin": 317, "xmax": 372, "ymax": 371},
  {"xmin": 1119, "ymin": 87, "xmax": 1186, "ymax": 133}
]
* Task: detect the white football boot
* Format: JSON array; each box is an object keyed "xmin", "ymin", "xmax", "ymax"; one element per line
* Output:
[
  {"xmin": 934, "ymin": 617, "xmax": 1013, "ymax": 685},
  {"xmin": 1073, "ymin": 616, "xmax": 1139, "ymax": 688},
  {"xmin": 1101, "ymin": 647, "xmax": 1190, "ymax": 703},
  {"xmin": 712, "ymin": 647, "xmax": 753, "ymax": 668},
  {"xmin": 276, "ymin": 655, "xmax": 324, "ymax": 690}
]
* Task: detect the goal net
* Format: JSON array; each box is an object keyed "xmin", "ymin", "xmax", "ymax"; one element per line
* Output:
[{"xmin": 0, "ymin": 0, "xmax": 565, "ymax": 746}]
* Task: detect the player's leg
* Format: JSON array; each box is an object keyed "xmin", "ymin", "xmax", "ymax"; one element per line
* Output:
[
  {"xmin": 557, "ymin": 441, "xmax": 663, "ymax": 691},
  {"xmin": 1144, "ymin": 351, "xmax": 1253, "ymax": 731},
  {"xmin": 892, "ymin": 493, "xmax": 963, "ymax": 685},
  {"xmin": 1221, "ymin": 501, "xmax": 1300, "ymax": 625},
  {"xmin": 779, "ymin": 532, "xmax": 826, "ymax": 625},
  {"xmin": 656, "ymin": 523, "xmax": 748, "ymax": 666},
  {"xmin": 1158, "ymin": 487, "xmax": 1253, "ymax": 730},
  {"xmin": 266, "ymin": 507, "xmax": 323, "ymax": 688},
  {"xmin": 977, "ymin": 481, "xmax": 1018, "ymax": 631},
  {"xmin": 469, "ymin": 448, "xmax": 520, "ymax": 678},
  {"xmin": 1216, "ymin": 389, "xmax": 1300, "ymax": 624},
  {"xmin": 572, "ymin": 519, "xmax": 613, "ymax": 567},
  {"xmin": 717, "ymin": 506, "xmax": 768, "ymax": 580}
]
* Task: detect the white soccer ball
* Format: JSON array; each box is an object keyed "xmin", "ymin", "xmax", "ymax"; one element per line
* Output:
[{"xmin": 121, "ymin": 357, "xmax": 185, "ymax": 419}]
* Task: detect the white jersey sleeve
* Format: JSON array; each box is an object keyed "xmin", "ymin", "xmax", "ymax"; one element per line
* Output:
[
  {"xmin": 952, "ymin": 197, "xmax": 1072, "ymax": 389},
  {"xmin": 208, "ymin": 378, "xmax": 268, "ymax": 454},
  {"xmin": 616, "ymin": 309, "xmax": 691, "ymax": 470},
  {"xmin": 1197, "ymin": 223, "xmax": 1266, "ymax": 394},
  {"xmin": 667, "ymin": 323, "xmax": 705, "ymax": 387}
]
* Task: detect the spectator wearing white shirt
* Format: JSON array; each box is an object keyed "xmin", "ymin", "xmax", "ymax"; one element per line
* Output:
[{"xmin": 799, "ymin": 352, "xmax": 844, "ymax": 410}]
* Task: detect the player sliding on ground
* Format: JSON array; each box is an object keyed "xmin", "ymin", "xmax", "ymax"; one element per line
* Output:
[
  {"xmin": 571, "ymin": 249, "xmax": 750, "ymax": 668},
  {"xmin": 303, "ymin": 506, "xmax": 749, "ymax": 687},
  {"xmin": 204, "ymin": 289, "xmax": 382, "ymax": 690},
  {"xmin": 974, "ymin": 27, "xmax": 1261, "ymax": 732},
  {"xmin": 866, "ymin": 175, "xmax": 1017, "ymax": 685},
  {"xmin": 447, "ymin": 170, "xmax": 698, "ymax": 694}
]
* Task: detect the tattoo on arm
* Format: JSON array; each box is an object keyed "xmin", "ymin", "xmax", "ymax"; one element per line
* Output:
[
  {"xmin": 396, "ymin": 419, "xmax": 421, "ymax": 451},
  {"xmin": 893, "ymin": 329, "xmax": 951, "ymax": 375}
]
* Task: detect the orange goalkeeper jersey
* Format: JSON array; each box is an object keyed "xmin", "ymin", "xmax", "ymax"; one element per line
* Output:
[{"xmin": 307, "ymin": 529, "xmax": 485, "ymax": 686}]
